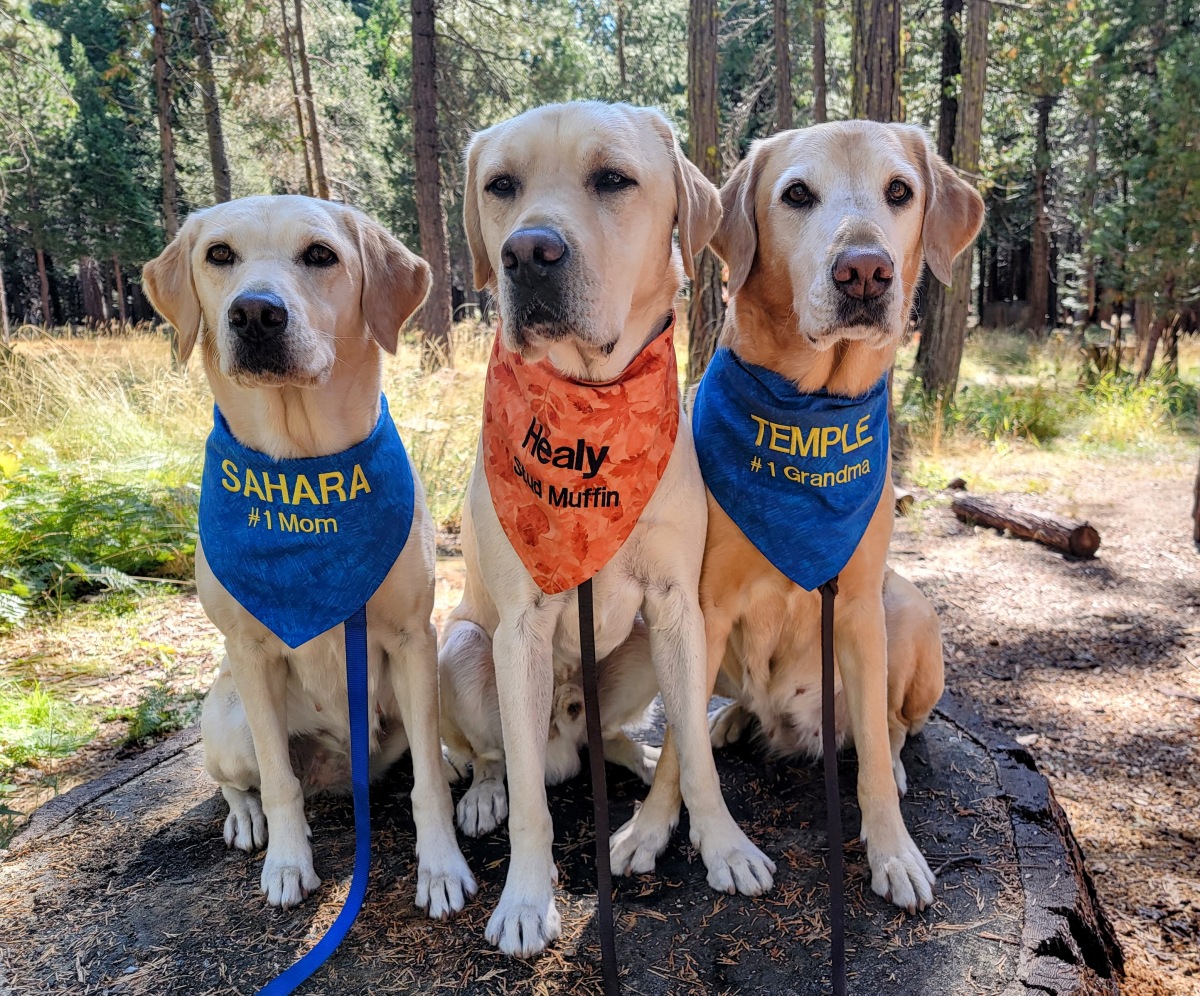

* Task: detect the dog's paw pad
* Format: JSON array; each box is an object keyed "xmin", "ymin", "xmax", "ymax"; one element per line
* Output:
[
  {"xmin": 485, "ymin": 891, "xmax": 561, "ymax": 957},
  {"xmin": 416, "ymin": 848, "xmax": 477, "ymax": 920},
  {"xmin": 709, "ymin": 703, "xmax": 750, "ymax": 748},
  {"xmin": 223, "ymin": 794, "xmax": 267, "ymax": 852},
  {"xmin": 610, "ymin": 811, "xmax": 672, "ymax": 876},
  {"xmin": 261, "ymin": 851, "xmax": 321, "ymax": 908},
  {"xmin": 457, "ymin": 779, "xmax": 508, "ymax": 837}
]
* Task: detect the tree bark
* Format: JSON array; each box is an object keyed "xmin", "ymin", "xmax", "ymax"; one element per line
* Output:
[
  {"xmin": 935, "ymin": 0, "xmax": 962, "ymax": 160},
  {"xmin": 812, "ymin": 0, "xmax": 827, "ymax": 123},
  {"xmin": 189, "ymin": 0, "xmax": 231, "ymax": 202},
  {"xmin": 411, "ymin": 0, "xmax": 452, "ymax": 366},
  {"xmin": 918, "ymin": 0, "xmax": 989, "ymax": 400},
  {"xmin": 0, "ymin": 263, "xmax": 9, "ymax": 342},
  {"xmin": 149, "ymin": 0, "xmax": 179, "ymax": 239},
  {"xmin": 79, "ymin": 257, "xmax": 107, "ymax": 327},
  {"xmin": 952, "ymin": 494, "xmax": 1101, "ymax": 559},
  {"xmin": 112, "ymin": 253, "xmax": 127, "ymax": 332},
  {"xmin": 774, "ymin": 0, "xmax": 793, "ymax": 130},
  {"xmin": 35, "ymin": 247, "xmax": 52, "ymax": 328},
  {"xmin": 293, "ymin": 0, "xmax": 328, "ymax": 200},
  {"xmin": 1136, "ymin": 314, "xmax": 1164, "ymax": 383},
  {"xmin": 1082, "ymin": 89, "xmax": 1099, "ymax": 320},
  {"xmin": 279, "ymin": 0, "xmax": 314, "ymax": 197},
  {"xmin": 851, "ymin": 0, "xmax": 902, "ymax": 122},
  {"xmin": 617, "ymin": 0, "xmax": 627, "ymax": 91},
  {"xmin": 1026, "ymin": 93, "xmax": 1055, "ymax": 334},
  {"xmin": 686, "ymin": 0, "xmax": 724, "ymax": 385},
  {"xmin": 1192, "ymin": 452, "xmax": 1199, "ymax": 547}
]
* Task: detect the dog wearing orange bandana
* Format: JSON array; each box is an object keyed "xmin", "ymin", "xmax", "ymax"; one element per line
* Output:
[{"xmin": 438, "ymin": 102, "xmax": 775, "ymax": 958}]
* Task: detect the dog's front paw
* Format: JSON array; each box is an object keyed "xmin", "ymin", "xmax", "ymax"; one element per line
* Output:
[
  {"xmin": 862, "ymin": 823, "xmax": 935, "ymax": 913},
  {"xmin": 457, "ymin": 778, "xmax": 508, "ymax": 837},
  {"xmin": 222, "ymin": 789, "xmax": 266, "ymax": 852},
  {"xmin": 485, "ymin": 885, "xmax": 561, "ymax": 957},
  {"xmin": 261, "ymin": 846, "xmax": 321, "ymax": 908},
  {"xmin": 691, "ymin": 816, "xmax": 775, "ymax": 897},
  {"xmin": 610, "ymin": 806, "xmax": 675, "ymax": 876},
  {"xmin": 416, "ymin": 842, "xmax": 477, "ymax": 920},
  {"xmin": 633, "ymin": 743, "xmax": 661, "ymax": 785},
  {"xmin": 709, "ymin": 701, "xmax": 752, "ymax": 748}
]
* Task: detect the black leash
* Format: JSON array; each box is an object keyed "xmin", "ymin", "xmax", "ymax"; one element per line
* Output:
[
  {"xmin": 577, "ymin": 579, "xmax": 620, "ymax": 995},
  {"xmin": 819, "ymin": 576, "xmax": 847, "ymax": 996}
]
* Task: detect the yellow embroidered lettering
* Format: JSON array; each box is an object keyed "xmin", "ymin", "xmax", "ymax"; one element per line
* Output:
[
  {"xmin": 856, "ymin": 414, "xmax": 873, "ymax": 447},
  {"xmin": 291, "ymin": 474, "xmax": 320, "ymax": 505},
  {"xmin": 769, "ymin": 422, "xmax": 792, "ymax": 453},
  {"xmin": 349, "ymin": 464, "xmax": 371, "ymax": 499},
  {"xmin": 319, "ymin": 471, "xmax": 346, "ymax": 504},
  {"xmin": 750, "ymin": 413, "xmax": 770, "ymax": 447},
  {"xmin": 793, "ymin": 425, "xmax": 821, "ymax": 457},
  {"xmin": 221, "ymin": 460, "xmax": 240, "ymax": 493},
  {"xmin": 242, "ymin": 467, "xmax": 266, "ymax": 501},
  {"xmin": 821, "ymin": 426, "xmax": 842, "ymax": 455},
  {"xmin": 262, "ymin": 473, "xmax": 290, "ymax": 504}
]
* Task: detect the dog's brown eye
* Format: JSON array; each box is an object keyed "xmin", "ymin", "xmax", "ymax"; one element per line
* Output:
[
  {"xmin": 206, "ymin": 243, "xmax": 234, "ymax": 265},
  {"xmin": 783, "ymin": 181, "xmax": 815, "ymax": 207},
  {"xmin": 886, "ymin": 179, "xmax": 913, "ymax": 205},
  {"xmin": 303, "ymin": 244, "xmax": 337, "ymax": 267},
  {"xmin": 594, "ymin": 170, "xmax": 635, "ymax": 192},
  {"xmin": 486, "ymin": 175, "xmax": 516, "ymax": 197}
]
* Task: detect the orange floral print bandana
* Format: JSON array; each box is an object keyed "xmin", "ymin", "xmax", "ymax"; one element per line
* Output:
[{"xmin": 482, "ymin": 319, "xmax": 680, "ymax": 595}]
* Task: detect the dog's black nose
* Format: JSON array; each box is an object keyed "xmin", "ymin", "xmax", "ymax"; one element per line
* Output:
[
  {"xmin": 228, "ymin": 292, "xmax": 288, "ymax": 339},
  {"xmin": 501, "ymin": 228, "xmax": 569, "ymax": 283},
  {"xmin": 831, "ymin": 248, "xmax": 894, "ymax": 301}
]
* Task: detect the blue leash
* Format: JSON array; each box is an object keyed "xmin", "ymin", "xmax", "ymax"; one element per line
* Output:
[{"xmin": 259, "ymin": 605, "xmax": 372, "ymax": 995}]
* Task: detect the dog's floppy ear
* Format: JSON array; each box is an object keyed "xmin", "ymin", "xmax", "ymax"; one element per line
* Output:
[
  {"xmin": 645, "ymin": 110, "xmax": 722, "ymax": 283},
  {"xmin": 143, "ymin": 214, "xmax": 203, "ymax": 364},
  {"xmin": 462, "ymin": 131, "xmax": 495, "ymax": 291},
  {"xmin": 898, "ymin": 125, "xmax": 985, "ymax": 286},
  {"xmin": 710, "ymin": 143, "xmax": 765, "ymax": 297},
  {"xmin": 341, "ymin": 207, "xmax": 432, "ymax": 354}
]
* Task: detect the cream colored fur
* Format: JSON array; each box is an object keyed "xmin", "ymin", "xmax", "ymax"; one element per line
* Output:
[{"xmin": 142, "ymin": 195, "xmax": 475, "ymax": 918}]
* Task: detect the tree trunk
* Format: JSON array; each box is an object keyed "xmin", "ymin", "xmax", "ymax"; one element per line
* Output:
[
  {"xmin": 851, "ymin": 0, "xmax": 902, "ymax": 122},
  {"xmin": 279, "ymin": 0, "xmax": 314, "ymax": 197},
  {"xmin": 1192, "ymin": 452, "xmax": 1199, "ymax": 547},
  {"xmin": 774, "ymin": 0, "xmax": 793, "ymax": 130},
  {"xmin": 812, "ymin": 0, "xmax": 827, "ymax": 123},
  {"xmin": 917, "ymin": 0, "xmax": 989, "ymax": 400},
  {"xmin": 1082, "ymin": 90, "xmax": 1099, "ymax": 320},
  {"xmin": 150, "ymin": 0, "xmax": 179, "ymax": 240},
  {"xmin": 293, "ymin": 0, "xmax": 329, "ymax": 200},
  {"xmin": 1137, "ymin": 314, "xmax": 1163, "ymax": 383},
  {"xmin": 411, "ymin": 0, "xmax": 452, "ymax": 367},
  {"xmin": 35, "ymin": 247, "xmax": 52, "ymax": 328},
  {"xmin": 952, "ymin": 494, "xmax": 1101, "ymax": 558},
  {"xmin": 189, "ymin": 0, "xmax": 232, "ymax": 202},
  {"xmin": 1026, "ymin": 93, "xmax": 1055, "ymax": 334},
  {"xmin": 112, "ymin": 254, "xmax": 127, "ymax": 332},
  {"xmin": 686, "ymin": 0, "xmax": 724, "ymax": 386},
  {"xmin": 79, "ymin": 257, "xmax": 106, "ymax": 327},
  {"xmin": 935, "ymin": 0, "xmax": 962, "ymax": 160},
  {"xmin": 617, "ymin": 0, "xmax": 627, "ymax": 91},
  {"xmin": 0, "ymin": 263, "xmax": 10, "ymax": 342}
]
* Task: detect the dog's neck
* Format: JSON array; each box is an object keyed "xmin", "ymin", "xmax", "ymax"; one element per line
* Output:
[
  {"xmin": 722, "ymin": 293, "xmax": 899, "ymax": 398},
  {"xmin": 204, "ymin": 336, "xmax": 385, "ymax": 461}
]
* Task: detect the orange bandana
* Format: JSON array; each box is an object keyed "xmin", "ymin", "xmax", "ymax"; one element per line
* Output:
[{"xmin": 482, "ymin": 320, "xmax": 680, "ymax": 594}]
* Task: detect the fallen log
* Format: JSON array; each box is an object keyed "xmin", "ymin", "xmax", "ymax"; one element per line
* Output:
[{"xmin": 952, "ymin": 494, "xmax": 1101, "ymax": 558}]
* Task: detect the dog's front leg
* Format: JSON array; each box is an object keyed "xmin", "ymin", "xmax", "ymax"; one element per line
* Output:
[
  {"xmin": 641, "ymin": 583, "xmax": 775, "ymax": 896},
  {"xmin": 835, "ymin": 594, "xmax": 935, "ymax": 913},
  {"xmin": 229, "ymin": 645, "xmax": 320, "ymax": 908},
  {"xmin": 485, "ymin": 605, "xmax": 561, "ymax": 956},
  {"xmin": 390, "ymin": 621, "xmax": 477, "ymax": 920}
]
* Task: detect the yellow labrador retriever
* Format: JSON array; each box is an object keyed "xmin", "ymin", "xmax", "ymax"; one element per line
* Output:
[
  {"xmin": 142, "ymin": 195, "xmax": 475, "ymax": 918},
  {"xmin": 627, "ymin": 122, "xmax": 982, "ymax": 914},
  {"xmin": 439, "ymin": 102, "xmax": 775, "ymax": 958}
]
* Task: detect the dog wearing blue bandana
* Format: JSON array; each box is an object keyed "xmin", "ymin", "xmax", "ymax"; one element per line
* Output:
[
  {"xmin": 142, "ymin": 196, "xmax": 475, "ymax": 920},
  {"xmin": 629, "ymin": 122, "xmax": 983, "ymax": 915}
]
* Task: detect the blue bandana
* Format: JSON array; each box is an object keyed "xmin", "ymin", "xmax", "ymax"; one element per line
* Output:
[
  {"xmin": 198, "ymin": 396, "xmax": 415, "ymax": 648},
  {"xmin": 692, "ymin": 349, "xmax": 889, "ymax": 591}
]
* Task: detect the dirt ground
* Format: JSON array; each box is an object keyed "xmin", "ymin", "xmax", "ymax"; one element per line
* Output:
[
  {"xmin": 2, "ymin": 447, "xmax": 1197, "ymax": 993},
  {"xmin": 890, "ymin": 456, "xmax": 1200, "ymax": 995}
]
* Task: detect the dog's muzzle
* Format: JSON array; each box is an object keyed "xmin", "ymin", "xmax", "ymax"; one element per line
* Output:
[
  {"xmin": 501, "ymin": 227, "xmax": 574, "ymax": 346},
  {"xmin": 227, "ymin": 290, "xmax": 292, "ymax": 375},
  {"xmin": 830, "ymin": 246, "xmax": 894, "ymax": 330}
]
